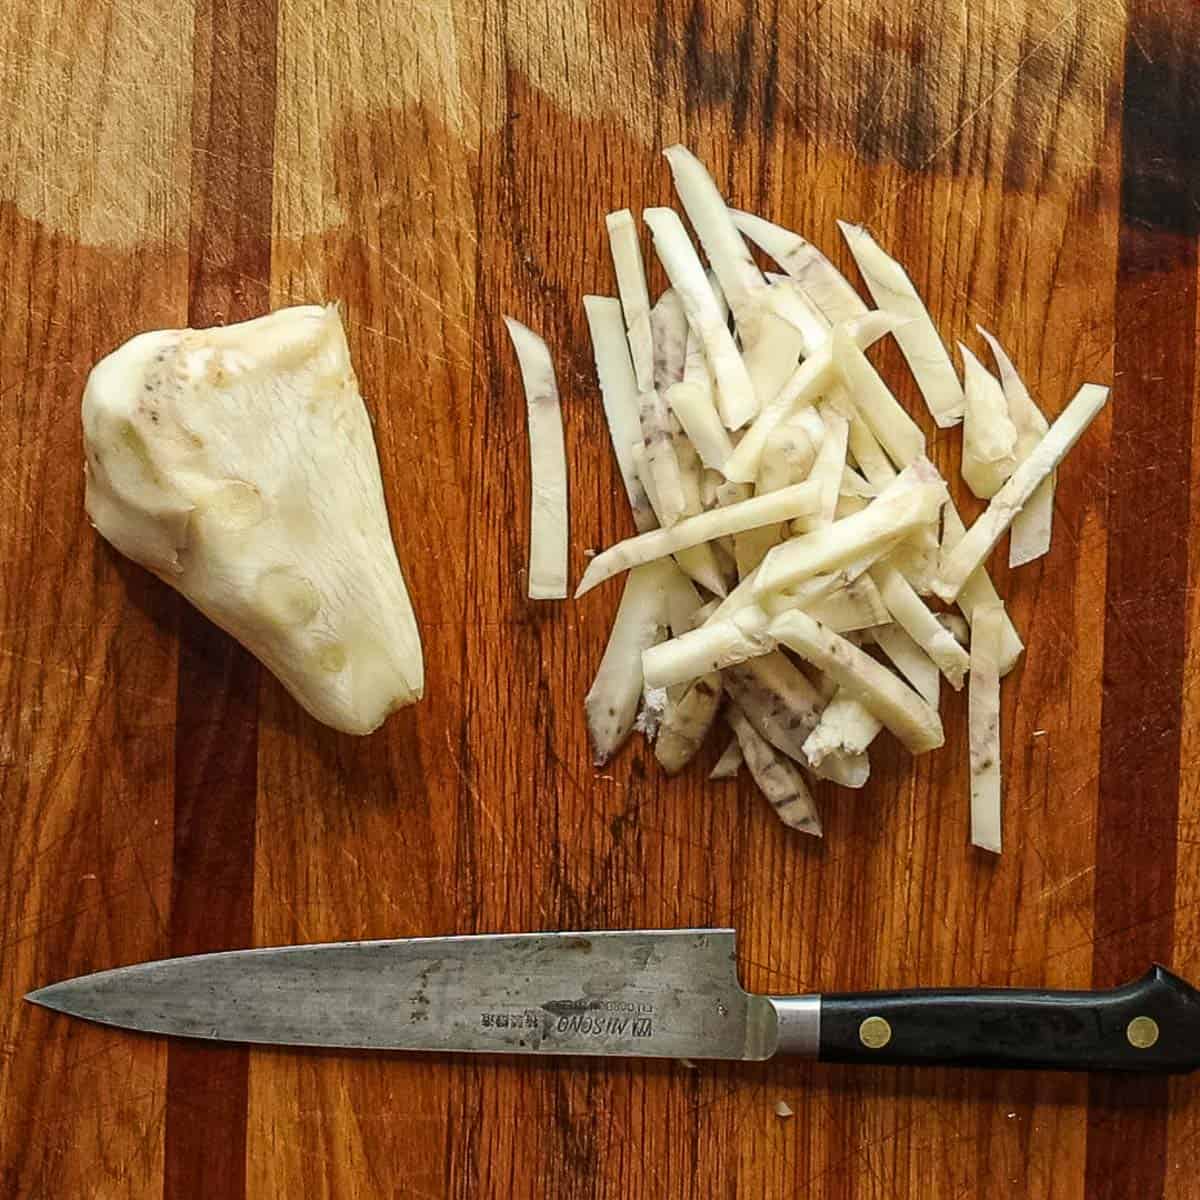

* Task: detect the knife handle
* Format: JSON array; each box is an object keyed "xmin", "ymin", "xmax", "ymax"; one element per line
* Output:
[{"xmin": 789, "ymin": 966, "xmax": 1200, "ymax": 1072}]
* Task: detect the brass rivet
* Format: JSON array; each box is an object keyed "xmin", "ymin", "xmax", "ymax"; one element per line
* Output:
[
  {"xmin": 859, "ymin": 1016, "xmax": 892, "ymax": 1049},
  {"xmin": 1126, "ymin": 1015, "xmax": 1160, "ymax": 1049}
]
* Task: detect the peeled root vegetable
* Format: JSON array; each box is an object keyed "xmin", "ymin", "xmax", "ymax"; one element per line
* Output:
[{"xmin": 82, "ymin": 304, "xmax": 423, "ymax": 735}]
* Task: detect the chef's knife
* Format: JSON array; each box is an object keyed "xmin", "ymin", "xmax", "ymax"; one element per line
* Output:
[{"xmin": 26, "ymin": 929, "xmax": 1200, "ymax": 1072}]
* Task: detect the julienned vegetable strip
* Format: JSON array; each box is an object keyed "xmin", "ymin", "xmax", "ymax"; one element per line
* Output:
[
  {"xmin": 969, "ymin": 602, "xmax": 1004, "ymax": 853},
  {"xmin": 503, "ymin": 317, "xmax": 568, "ymax": 600},
  {"xmin": 934, "ymin": 384, "xmax": 1110, "ymax": 602}
]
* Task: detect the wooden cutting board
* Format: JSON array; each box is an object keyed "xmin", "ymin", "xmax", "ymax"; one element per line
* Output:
[{"xmin": 2, "ymin": 1, "xmax": 1199, "ymax": 1196}]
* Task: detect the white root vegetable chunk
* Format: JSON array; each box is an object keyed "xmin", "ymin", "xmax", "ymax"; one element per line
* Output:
[
  {"xmin": 959, "ymin": 343, "xmax": 1018, "ymax": 500},
  {"xmin": 655, "ymin": 674, "xmax": 722, "ymax": 774},
  {"xmin": 504, "ymin": 317, "xmax": 569, "ymax": 600},
  {"xmin": 731, "ymin": 210, "xmax": 869, "ymax": 323},
  {"xmin": 644, "ymin": 207, "xmax": 758, "ymax": 430},
  {"xmin": 583, "ymin": 296, "xmax": 657, "ymax": 532},
  {"xmin": 584, "ymin": 561, "xmax": 673, "ymax": 763},
  {"xmin": 722, "ymin": 311, "xmax": 900, "ymax": 484},
  {"xmin": 709, "ymin": 736, "xmax": 744, "ymax": 780},
  {"xmin": 870, "ymin": 563, "xmax": 970, "ymax": 688},
  {"xmin": 968, "ymin": 601, "xmax": 1004, "ymax": 853},
  {"xmin": 871, "ymin": 623, "xmax": 940, "ymax": 708},
  {"xmin": 81, "ymin": 305, "xmax": 423, "ymax": 735},
  {"xmin": 808, "ymin": 405, "xmax": 850, "ymax": 527},
  {"xmin": 759, "ymin": 408, "xmax": 824, "ymax": 493},
  {"xmin": 643, "ymin": 605, "xmax": 775, "ymax": 690},
  {"xmin": 726, "ymin": 653, "xmax": 868, "ymax": 787},
  {"xmin": 768, "ymin": 611, "xmax": 944, "ymax": 754},
  {"xmin": 803, "ymin": 689, "xmax": 883, "ymax": 768},
  {"xmin": 941, "ymin": 502, "xmax": 1023, "ymax": 676},
  {"xmin": 838, "ymin": 221, "xmax": 965, "ymax": 428},
  {"xmin": 650, "ymin": 289, "xmax": 689, "ymax": 392},
  {"xmin": 727, "ymin": 705, "xmax": 823, "ymax": 836},
  {"xmin": 576, "ymin": 481, "xmax": 821, "ymax": 596},
  {"xmin": 846, "ymin": 413, "xmax": 896, "ymax": 490},
  {"xmin": 670, "ymin": 431, "xmax": 727, "ymax": 596},
  {"xmin": 833, "ymin": 323, "xmax": 925, "ymax": 468},
  {"xmin": 756, "ymin": 460, "xmax": 947, "ymax": 596},
  {"xmin": 934, "ymin": 384, "xmax": 1109, "ymax": 603},
  {"xmin": 663, "ymin": 560, "xmax": 704, "ymax": 638},
  {"xmin": 977, "ymin": 326, "xmax": 1055, "ymax": 567},
  {"xmin": 803, "ymin": 575, "xmax": 889, "ymax": 632}
]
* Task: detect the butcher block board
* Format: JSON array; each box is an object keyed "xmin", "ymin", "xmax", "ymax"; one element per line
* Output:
[{"xmin": 3, "ymin": 1, "xmax": 1200, "ymax": 1197}]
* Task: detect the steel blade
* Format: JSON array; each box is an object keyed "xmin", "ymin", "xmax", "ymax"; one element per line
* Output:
[{"xmin": 26, "ymin": 929, "xmax": 778, "ymax": 1061}]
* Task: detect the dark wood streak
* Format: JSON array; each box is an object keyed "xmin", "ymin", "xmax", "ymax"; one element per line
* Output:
[
  {"xmin": 1086, "ymin": 5, "xmax": 1200, "ymax": 1199},
  {"xmin": 163, "ymin": 1, "xmax": 277, "ymax": 1198}
]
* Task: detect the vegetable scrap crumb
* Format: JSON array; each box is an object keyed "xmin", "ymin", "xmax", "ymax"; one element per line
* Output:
[
  {"xmin": 775, "ymin": 1100, "xmax": 794, "ymax": 1119},
  {"xmin": 678, "ymin": 1058, "xmax": 698, "ymax": 1070},
  {"xmin": 1032, "ymin": 730, "xmax": 1047, "ymax": 737}
]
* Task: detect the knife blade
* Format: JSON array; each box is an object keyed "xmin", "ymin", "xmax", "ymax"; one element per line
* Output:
[{"xmin": 26, "ymin": 929, "xmax": 1200, "ymax": 1072}]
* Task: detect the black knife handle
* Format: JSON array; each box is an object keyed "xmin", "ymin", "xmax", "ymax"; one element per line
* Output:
[{"xmin": 816, "ymin": 966, "xmax": 1200, "ymax": 1073}]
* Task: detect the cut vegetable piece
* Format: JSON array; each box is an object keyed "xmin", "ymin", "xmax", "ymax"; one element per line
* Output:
[
  {"xmin": 644, "ymin": 207, "xmax": 757, "ymax": 429},
  {"xmin": 577, "ymin": 480, "xmax": 820, "ymax": 596},
  {"xmin": 727, "ymin": 705, "xmax": 823, "ymax": 836},
  {"xmin": 663, "ymin": 561, "xmax": 704, "ymax": 638},
  {"xmin": 756, "ymin": 460, "xmax": 947, "ymax": 597},
  {"xmin": 642, "ymin": 605, "xmax": 774, "ymax": 690},
  {"xmin": 584, "ymin": 562, "xmax": 673, "ymax": 763},
  {"xmin": 722, "ymin": 310, "xmax": 901, "ymax": 483},
  {"xmin": 709, "ymin": 736, "xmax": 744, "ymax": 780},
  {"xmin": 803, "ymin": 689, "xmax": 883, "ymax": 767},
  {"xmin": 870, "ymin": 563, "xmax": 969, "ymax": 688},
  {"xmin": 670, "ymin": 430, "xmax": 727, "ymax": 596},
  {"xmin": 871, "ymin": 624, "xmax": 940, "ymax": 708},
  {"xmin": 731, "ymin": 210, "xmax": 869, "ymax": 323},
  {"xmin": 637, "ymin": 385, "xmax": 686, "ymax": 529},
  {"xmin": 838, "ymin": 221, "xmax": 964, "ymax": 428},
  {"xmin": 606, "ymin": 209, "xmax": 655, "ymax": 392},
  {"xmin": 833, "ymin": 323, "xmax": 925, "ymax": 468},
  {"xmin": 809, "ymin": 406, "xmax": 850, "ymax": 526},
  {"xmin": 959, "ymin": 343, "xmax": 1018, "ymax": 500},
  {"xmin": 734, "ymin": 523, "xmax": 784, "ymax": 579},
  {"xmin": 761, "ymin": 276, "xmax": 834, "ymax": 356},
  {"xmin": 504, "ymin": 317, "xmax": 569, "ymax": 600},
  {"xmin": 81, "ymin": 305, "xmax": 423, "ymax": 735},
  {"xmin": 934, "ymin": 384, "xmax": 1109, "ymax": 602},
  {"xmin": 769, "ymin": 611, "xmax": 944, "ymax": 754},
  {"xmin": 582, "ymin": 295, "xmax": 657, "ymax": 532},
  {"xmin": 667, "ymin": 378, "xmax": 734, "ymax": 472},
  {"xmin": 968, "ymin": 601, "xmax": 1004, "ymax": 853},
  {"xmin": 941, "ymin": 502, "xmax": 1023, "ymax": 675},
  {"xmin": 655, "ymin": 674, "xmax": 722, "ymax": 774},
  {"xmin": 887, "ymin": 521, "xmax": 940, "ymax": 595},
  {"xmin": 650, "ymin": 288, "xmax": 689, "ymax": 392},
  {"xmin": 663, "ymin": 145, "xmax": 768, "ymax": 345},
  {"xmin": 846, "ymin": 412, "xmax": 895, "ymax": 490},
  {"xmin": 936, "ymin": 611, "xmax": 971, "ymax": 647},
  {"xmin": 977, "ymin": 326, "xmax": 1055, "ymax": 567},
  {"xmin": 759, "ymin": 408, "xmax": 823, "ymax": 494},
  {"xmin": 804, "ymin": 575, "xmax": 889, "ymax": 632}
]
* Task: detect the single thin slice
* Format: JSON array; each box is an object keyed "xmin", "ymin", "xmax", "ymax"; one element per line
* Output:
[
  {"xmin": 959, "ymin": 343, "xmax": 1018, "ymax": 500},
  {"xmin": 769, "ymin": 610, "xmax": 944, "ymax": 754},
  {"xmin": 577, "ymin": 481, "xmax": 821, "ymax": 596},
  {"xmin": 645, "ymin": 207, "xmax": 757, "ymax": 429},
  {"xmin": 756, "ymin": 461, "xmax": 947, "ymax": 596},
  {"xmin": 802, "ymin": 689, "xmax": 883, "ymax": 767},
  {"xmin": 606, "ymin": 210, "xmax": 655, "ymax": 392},
  {"xmin": 941, "ymin": 502, "xmax": 1023, "ymax": 675},
  {"xmin": 584, "ymin": 562, "xmax": 673, "ymax": 763},
  {"xmin": 650, "ymin": 288, "xmax": 689, "ymax": 392},
  {"xmin": 722, "ymin": 311, "xmax": 900, "ymax": 484},
  {"xmin": 504, "ymin": 317, "xmax": 568, "ymax": 599},
  {"xmin": 663, "ymin": 560, "xmax": 704, "ymax": 639},
  {"xmin": 727, "ymin": 704, "xmax": 823, "ymax": 836},
  {"xmin": 667, "ymin": 377, "xmax": 734, "ymax": 472},
  {"xmin": 871, "ymin": 623, "xmax": 940, "ymax": 708},
  {"xmin": 734, "ymin": 523, "xmax": 785, "ymax": 579},
  {"xmin": 833, "ymin": 322, "xmax": 925, "ymax": 468},
  {"xmin": 637, "ymin": 385, "xmax": 686, "ymax": 529},
  {"xmin": 936, "ymin": 611, "xmax": 971, "ymax": 647},
  {"xmin": 809, "ymin": 405, "xmax": 850, "ymax": 526},
  {"xmin": 642, "ymin": 605, "xmax": 774, "ymax": 690},
  {"xmin": 934, "ymin": 384, "xmax": 1109, "ymax": 602},
  {"xmin": 871, "ymin": 563, "xmax": 969, "ymax": 688},
  {"xmin": 759, "ymin": 407, "xmax": 823, "ymax": 494},
  {"xmin": 709, "ymin": 735, "xmax": 744, "ymax": 780},
  {"xmin": 761, "ymin": 276, "xmax": 833, "ymax": 356},
  {"xmin": 969, "ymin": 601, "xmax": 1004, "ymax": 853},
  {"xmin": 977, "ymin": 326, "xmax": 1055, "ymax": 567},
  {"xmin": 663, "ymin": 145, "xmax": 767, "ymax": 345},
  {"xmin": 846, "ymin": 412, "xmax": 895, "ymax": 490},
  {"xmin": 838, "ymin": 221, "xmax": 964, "ymax": 428},
  {"xmin": 583, "ymin": 296, "xmax": 656, "ymax": 532},
  {"xmin": 887, "ymin": 522, "xmax": 940, "ymax": 595},
  {"xmin": 655, "ymin": 674, "xmax": 722, "ymax": 774},
  {"xmin": 671, "ymin": 430, "xmax": 727, "ymax": 596},
  {"xmin": 731, "ymin": 210, "xmax": 869, "ymax": 323}
]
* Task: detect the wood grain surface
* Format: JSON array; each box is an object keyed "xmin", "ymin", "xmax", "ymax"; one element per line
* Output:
[{"xmin": 2, "ymin": 1, "xmax": 1199, "ymax": 1196}]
